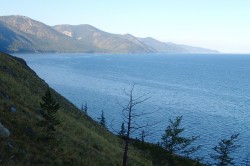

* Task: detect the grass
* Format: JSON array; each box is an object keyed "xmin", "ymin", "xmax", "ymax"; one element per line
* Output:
[
  {"xmin": 0, "ymin": 52, "xmax": 203, "ymax": 166},
  {"xmin": 0, "ymin": 52, "xmax": 151, "ymax": 165}
]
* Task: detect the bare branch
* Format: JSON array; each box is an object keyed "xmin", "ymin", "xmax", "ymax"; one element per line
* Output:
[
  {"xmin": 120, "ymin": 84, "xmax": 159, "ymax": 166},
  {"xmin": 109, "ymin": 118, "xmax": 119, "ymax": 134}
]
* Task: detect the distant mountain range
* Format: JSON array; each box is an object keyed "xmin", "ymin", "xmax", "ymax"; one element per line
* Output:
[{"xmin": 0, "ymin": 15, "xmax": 219, "ymax": 53}]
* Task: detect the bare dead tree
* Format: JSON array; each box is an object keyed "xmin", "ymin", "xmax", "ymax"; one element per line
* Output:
[{"xmin": 121, "ymin": 84, "xmax": 155, "ymax": 166}]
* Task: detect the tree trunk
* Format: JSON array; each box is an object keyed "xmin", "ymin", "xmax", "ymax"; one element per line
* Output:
[
  {"xmin": 122, "ymin": 136, "xmax": 129, "ymax": 166},
  {"xmin": 122, "ymin": 96, "xmax": 132, "ymax": 166}
]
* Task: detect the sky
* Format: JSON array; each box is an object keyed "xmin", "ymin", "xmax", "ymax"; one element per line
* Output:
[{"xmin": 1, "ymin": 0, "xmax": 250, "ymax": 53}]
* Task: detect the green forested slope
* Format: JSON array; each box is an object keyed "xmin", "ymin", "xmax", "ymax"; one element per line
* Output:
[{"xmin": 0, "ymin": 52, "xmax": 151, "ymax": 165}]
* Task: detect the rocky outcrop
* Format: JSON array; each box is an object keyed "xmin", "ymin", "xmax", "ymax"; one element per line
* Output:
[
  {"xmin": 9, "ymin": 106, "xmax": 17, "ymax": 113},
  {"xmin": 0, "ymin": 122, "xmax": 10, "ymax": 137}
]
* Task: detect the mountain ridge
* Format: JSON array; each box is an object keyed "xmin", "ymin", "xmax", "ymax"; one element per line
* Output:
[{"xmin": 0, "ymin": 15, "xmax": 219, "ymax": 54}]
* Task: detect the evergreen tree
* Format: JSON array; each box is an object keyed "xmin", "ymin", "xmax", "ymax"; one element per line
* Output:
[
  {"xmin": 81, "ymin": 103, "xmax": 88, "ymax": 114},
  {"xmin": 98, "ymin": 110, "xmax": 106, "ymax": 127},
  {"xmin": 84, "ymin": 103, "xmax": 88, "ymax": 115},
  {"xmin": 210, "ymin": 134, "xmax": 240, "ymax": 166},
  {"xmin": 40, "ymin": 88, "xmax": 60, "ymax": 138},
  {"xmin": 118, "ymin": 122, "xmax": 126, "ymax": 137},
  {"xmin": 161, "ymin": 116, "xmax": 200, "ymax": 166},
  {"xmin": 140, "ymin": 130, "xmax": 145, "ymax": 143},
  {"xmin": 81, "ymin": 103, "xmax": 84, "ymax": 112}
]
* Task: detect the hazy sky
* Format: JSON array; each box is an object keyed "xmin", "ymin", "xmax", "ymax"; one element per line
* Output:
[{"xmin": 1, "ymin": 0, "xmax": 250, "ymax": 53}]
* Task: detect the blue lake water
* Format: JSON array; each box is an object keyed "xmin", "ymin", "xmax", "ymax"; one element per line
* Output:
[{"xmin": 15, "ymin": 53, "xmax": 250, "ymax": 164}]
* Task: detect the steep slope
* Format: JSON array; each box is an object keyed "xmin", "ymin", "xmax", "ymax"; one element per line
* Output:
[
  {"xmin": 174, "ymin": 43, "xmax": 219, "ymax": 53},
  {"xmin": 0, "ymin": 15, "xmax": 94, "ymax": 53},
  {"xmin": 138, "ymin": 37, "xmax": 219, "ymax": 53},
  {"xmin": 138, "ymin": 37, "xmax": 185, "ymax": 53},
  {"xmin": 53, "ymin": 24, "xmax": 154, "ymax": 53},
  {"xmin": 0, "ymin": 52, "xmax": 151, "ymax": 165},
  {"xmin": 53, "ymin": 24, "xmax": 219, "ymax": 54},
  {"xmin": 0, "ymin": 15, "xmax": 219, "ymax": 54}
]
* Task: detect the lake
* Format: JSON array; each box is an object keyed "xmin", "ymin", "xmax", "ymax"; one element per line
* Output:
[{"xmin": 15, "ymin": 53, "xmax": 250, "ymax": 164}]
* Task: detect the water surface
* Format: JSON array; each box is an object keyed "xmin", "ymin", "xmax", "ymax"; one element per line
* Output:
[{"xmin": 15, "ymin": 53, "xmax": 250, "ymax": 163}]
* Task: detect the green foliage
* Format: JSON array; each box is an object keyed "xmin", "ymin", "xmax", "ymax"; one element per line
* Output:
[
  {"xmin": 81, "ymin": 103, "xmax": 88, "ymax": 115},
  {"xmin": 84, "ymin": 103, "xmax": 88, "ymax": 114},
  {"xmin": 210, "ymin": 134, "xmax": 240, "ymax": 166},
  {"xmin": 140, "ymin": 130, "xmax": 146, "ymax": 142},
  {"xmin": 133, "ymin": 139, "xmax": 203, "ymax": 166},
  {"xmin": 0, "ymin": 52, "xmax": 152, "ymax": 165},
  {"xmin": 161, "ymin": 116, "xmax": 200, "ymax": 166},
  {"xmin": 39, "ymin": 88, "xmax": 60, "ymax": 138},
  {"xmin": 98, "ymin": 110, "xmax": 106, "ymax": 127},
  {"xmin": 0, "ymin": 52, "xmax": 205, "ymax": 166},
  {"xmin": 118, "ymin": 122, "xmax": 126, "ymax": 137}
]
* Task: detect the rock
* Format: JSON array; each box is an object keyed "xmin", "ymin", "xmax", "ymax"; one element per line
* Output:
[
  {"xmin": 8, "ymin": 141, "xmax": 13, "ymax": 149},
  {"xmin": 0, "ymin": 122, "xmax": 10, "ymax": 137},
  {"xmin": 9, "ymin": 106, "xmax": 17, "ymax": 113}
]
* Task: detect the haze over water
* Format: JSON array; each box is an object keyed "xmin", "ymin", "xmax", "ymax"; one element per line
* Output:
[{"xmin": 16, "ymin": 53, "xmax": 250, "ymax": 163}]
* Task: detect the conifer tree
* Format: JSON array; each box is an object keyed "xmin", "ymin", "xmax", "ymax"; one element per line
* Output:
[
  {"xmin": 210, "ymin": 134, "xmax": 240, "ymax": 166},
  {"xmin": 81, "ymin": 103, "xmax": 88, "ymax": 115},
  {"xmin": 161, "ymin": 116, "xmax": 200, "ymax": 166},
  {"xmin": 81, "ymin": 103, "xmax": 84, "ymax": 112},
  {"xmin": 98, "ymin": 110, "xmax": 106, "ymax": 127},
  {"xmin": 40, "ymin": 88, "xmax": 60, "ymax": 138},
  {"xmin": 118, "ymin": 122, "xmax": 126, "ymax": 137},
  {"xmin": 140, "ymin": 130, "xmax": 145, "ymax": 143},
  {"xmin": 84, "ymin": 103, "xmax": 88, "ymax": 115}
]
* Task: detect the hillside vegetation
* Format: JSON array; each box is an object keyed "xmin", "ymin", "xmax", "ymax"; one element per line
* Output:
[
  {"xmin": 0, "ymin": 52, "xmax": 152, "ymax": 165},
  {"xmin": 0, "ymin": 52, "xmax": 205, "ymax": 165}
]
